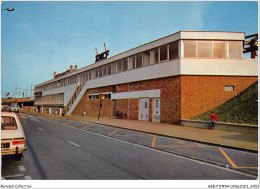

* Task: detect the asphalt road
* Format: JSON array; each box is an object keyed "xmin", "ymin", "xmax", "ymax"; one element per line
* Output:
[{"xmin": 1, "ymin": 113, "xmax": 258, "ymax": 180}]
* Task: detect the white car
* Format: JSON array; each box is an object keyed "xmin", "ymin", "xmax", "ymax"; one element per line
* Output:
[
  {"xmin": 9, "ymin": 104, "xmax": 19, "ymax": 113},
  {"xmin": 1, "ymin": 112, "xmax": 26, "ymax": 160}
]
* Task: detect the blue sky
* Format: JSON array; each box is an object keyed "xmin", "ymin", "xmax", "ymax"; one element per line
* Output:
[{"xmin": 1, "ymin": 1, "xmax": 258, "ymax": 98}]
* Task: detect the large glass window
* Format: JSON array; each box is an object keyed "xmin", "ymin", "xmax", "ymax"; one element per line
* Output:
[
  {"xmin": 151, "ymin": 48, "xmax": 159, "ymax": 64},
  {"xmin": 136, "ymin": 53, "xmax": 143, "ymax": 68},
  {"xmin": 99, "ymin": 66, "xmax": 103, "ymax": 77},
  {"xmin": 197, "ymin": 41, "xmax": 212, "ymax": 58},
  {"xmin": 103, "ymin": 65, "xmax": 107, "ymax": 76},
  {"xmin": 229, "ymin": 41, "xmax": 242, "ymax": 59},
  {"xmin": 183, "ymin": 40, "xmax": 196, "ymax": 58},
  {"xmin": 213, "ymin": 41, "xmax": 226, "ymax": 58},
  {"xmin": 117, "ymin": 60, "xmax": 122, "ymax": 72},
  {"xmin": 95, "ymin": 68, "xmax": 99, "ymax": 78},
  {"xmin": 129, "ymin": 55, "xmax": 135, "ymax": 70},
  {"xmin": 169, "ymin": 41, "xmax": 178, "ymax": 60},
  {"xmin": 160, "ymin": 45, "xmax": 168, "ymax": 61},
  {"xmin": 143, "ymin": 50, "xmax": 150, "ymax": 67},
  {"xmin": 122, "ymin": 58, "xmax": 128, "ymax": 71},
  {"xmin": 107, "ymin": 64, "xmax": 111, "ymax": 75},
  {"xmin": 91, "ymin": 69, "xmax": 96, "ymax": 79},
  {"xmin": 111, "ymin": 62, "xmax": 117, "ymax": 74}
]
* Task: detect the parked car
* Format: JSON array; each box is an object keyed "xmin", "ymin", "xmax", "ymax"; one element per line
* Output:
[
  {"xmin": 9, "ymin": 104, "xmax": 19, "ymax": 113},
  {"xmin": 1, "ymin": 112, "xmax": 26, "ymax": 161}
]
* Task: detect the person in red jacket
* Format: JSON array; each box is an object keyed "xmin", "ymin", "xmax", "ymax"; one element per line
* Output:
[{"xmin": 209, "ymin": 113, "xmax": 217, "ymax": 130}]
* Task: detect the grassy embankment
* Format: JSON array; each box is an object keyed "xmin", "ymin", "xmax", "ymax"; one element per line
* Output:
[{"xmin": 192, "ymin": 81, "xmax": 258, "ymax": 125}]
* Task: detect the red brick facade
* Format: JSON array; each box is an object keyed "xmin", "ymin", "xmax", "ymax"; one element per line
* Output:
[
  {"xmin": 72, "ymin": 75, "xmax": 257, "ymax": 124},
  {"xmin": 181, "ymin": 76, "xmax": 258, "ymax": 119}
]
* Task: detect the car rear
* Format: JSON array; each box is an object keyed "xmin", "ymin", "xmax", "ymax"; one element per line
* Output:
[{"xmin": 1, "ymin": 112, "xmax": 26, "ymax": 160}]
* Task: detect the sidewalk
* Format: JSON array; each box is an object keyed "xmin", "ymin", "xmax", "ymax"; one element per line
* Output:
[{"xmin": 22, "ymin": 111, "xmax": 259, "ymax": 152}]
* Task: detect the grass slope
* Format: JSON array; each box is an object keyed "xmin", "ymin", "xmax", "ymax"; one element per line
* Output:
[{"xmin": 192, "ymin": 81, "xmax": 258, "ymax": 125}]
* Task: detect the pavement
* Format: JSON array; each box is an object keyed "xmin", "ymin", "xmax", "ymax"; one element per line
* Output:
[{"xmin": 21, "ymin": 110, "xmax": 258, "ymax": 152}]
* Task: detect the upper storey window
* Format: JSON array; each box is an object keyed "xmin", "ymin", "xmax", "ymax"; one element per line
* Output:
[
  {"xmin": 169, "ymin": 41, "xmax": 178, "ymax": 60},
  {"xmin": 213, "ymin": 41, "xmax": 226, "ymax": 58},
  {"xmin": 183, "ymin": 40, "xmax": 242, "ymax": 59},
  {"xmin": 183, "ymin": 40, "xmax": 196, "ymax": 58},
  {"xmin": 197, "ymin": 41, "xmax": 212, "ymax": 58},
  {"xmin": 229, "ymin": 41, "xmax": 242, "ymax": 59},
  {"xmin": 160, "ymin": 45, "xmax": 168, "ymax": 61}
]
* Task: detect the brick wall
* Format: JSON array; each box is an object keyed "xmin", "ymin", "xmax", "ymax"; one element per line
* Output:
[
  {"xmin": 72, "ymin": 76, "xmax": 182, "ymax": 123},
  {"xmin": 181, "ymin": 76, "xmax": 258, "ymax": 119},
  {"xmin": 72, "ymin": 86, "xmax": 113, "ymax": 117},
  {"xmin": 71, "ymin": 75, "xmax": 256, "ymax": 124}
]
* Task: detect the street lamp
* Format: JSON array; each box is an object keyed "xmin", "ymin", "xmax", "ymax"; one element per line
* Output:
[{"xmin": 1, "ymin": 7, "xmax": 15, "ymax": 11}]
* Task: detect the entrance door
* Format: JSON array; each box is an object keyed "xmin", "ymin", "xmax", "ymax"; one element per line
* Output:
[
  {"xmin": 153, "ymin": 98, "xmax": 160, "ymax": 122},
  {"xmin": 139, "ymin": 98, "xmax": 149, "ymax": 121}
]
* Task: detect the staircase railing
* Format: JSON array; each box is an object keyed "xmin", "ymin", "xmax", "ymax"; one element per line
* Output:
[{"xmin": 65, "ymin": 82, "xmax": 81, "ymax": 114}]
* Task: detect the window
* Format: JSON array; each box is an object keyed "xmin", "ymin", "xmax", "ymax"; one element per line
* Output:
[
  {"xmin": 229, "ymin": 41, "xmax": 242, "ymax": 59},
  {"xmin": 143, "ymin": 50, "xmax": 150, "ymax": 66},
  {"xmin": 111, "ymin": 62, "xmax": 117, "ymax": 74},
  {"xmin": 91, "ymin": 69, "xmax": 96, "ymax": 79},
  {"xmin": 183, "ymin": 40, "xmax": 196, "ymax": 58},
  {"xmin": 103, "ymin": 65, "xmax": 107, "ymax": 76},
  {"xmin": 99, "ymin": 66, "xmax": 103, "ymax": 77},
  {"xmin": 151, "ymin": 48, "xmax": 159, "ymax": 64},
  {"xmin": 213, "ymin": 41, "xmax": 226, "ymax": 58},
  {"xmin": 89, "ymin": 94, "xmax": 111, "ymax": 100},
  {"xmin": 117, "ymin": 61, "xmax": 122, "ymax": 72},
  {"xmin": 136, "ymin": 53, "xmax": 143, "ymax": 68},
  {"xmin": 107, "ymin": 64, "xmax": 111, "ymax": 75},
  {"xmin": 1, "ymin": 116, "xmax": 18, "ymax": 130},
  {"xmin": 169, "ymin": 41, "xmax": 178, "ymax": 60},
  {"xmin": 225, "ymin": 85, "xmax": 234, "ymax": 91},
  {"xmin": 197, "ymin": 41, "xmax": 212, "ymax": 58},
  {"xmin": 88, "ymin": 71, "xmax": 92, "ymax": 80},
  {"xmin": 160, "ymin": 44, "xmax": 168, "ymax": 61},
  {"xmin": 129, "ymin": 55, "xmax": 135, "ymax": 70},
  {"xmin": 122, "ymin": 58, "xmax": 128, "ymax": 71},
  {"xmin": 95, "ymin": 68, "xmax": 99, "ymax": 78}
]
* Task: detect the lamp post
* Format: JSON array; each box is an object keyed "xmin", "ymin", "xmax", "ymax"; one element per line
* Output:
[{"xmin": 1, "ymin": 7, "xmax": 15, "ymax": 11}]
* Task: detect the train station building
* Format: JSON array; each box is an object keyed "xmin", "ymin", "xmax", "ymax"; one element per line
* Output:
[{"xmin": 34, "ymin": 31, "xmax": 258, "ymax": 124}]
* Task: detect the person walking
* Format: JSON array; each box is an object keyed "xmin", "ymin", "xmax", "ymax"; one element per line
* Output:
[{"xmin": 209, "ymin": 113, "xmax": 217, "ymax": 130}]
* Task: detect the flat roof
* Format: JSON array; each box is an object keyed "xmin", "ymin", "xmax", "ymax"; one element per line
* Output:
[{"xmin": 35, "ymin": 31, "xmax": 245, "ymax": 88}]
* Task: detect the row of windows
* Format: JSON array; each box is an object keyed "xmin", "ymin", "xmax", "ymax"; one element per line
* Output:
[
  {"xmin": 88, "ymin": 94, "xmax": 111, "ymax": 100},
  {"xmin": 35, "ymin": 39, "xmax": 243, "ymax": 93},
  {"xmin": 183, "ymin": 40, "xmax": 242, "ymax": 59},
  {"xmin": 35, "ymin": 93, "xmax": 64, "ymax": 103},
  {"xmin": 35, "ymin": 41, "xmax": 179, "ymax": 93}
]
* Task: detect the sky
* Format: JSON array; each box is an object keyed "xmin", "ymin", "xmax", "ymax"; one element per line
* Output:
[{"xmin": 1, "ymin": 1, "xmax": 258, "ymax": 98}]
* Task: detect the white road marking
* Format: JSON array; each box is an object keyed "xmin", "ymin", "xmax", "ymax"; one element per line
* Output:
[
  {"xmin": 46, "ymin": 118, "xmax": 256, "ymax": 178},
  {"xmin": 38, "ymin": 128, "xmax": 44, "ymax": 131},
  {"xmin": 20, "ymin": 115, "xmax": 27, "ymax": 119},
  {"xmin": 3, "ymin": 174, "xmax": 24, "ymax": 179},
  {"xmin": 67, "ymin": 140, "xmax": 81, "ymax": 148},
  {"xmin": 24, "ymin": 176, "xmax": 32, "ymax": 180},
  {"xmin": 18, "ymin": 165, "xmax": 26, "ymax": 172},
  {"xmin": 31, "ymin": 118, "xmax": 39, "ymax": 122}
]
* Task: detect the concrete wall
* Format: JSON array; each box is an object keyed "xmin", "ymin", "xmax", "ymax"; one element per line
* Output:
[{"xmin": 181, "ymin": 119, "xmax": 258, "ymax": 134}]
